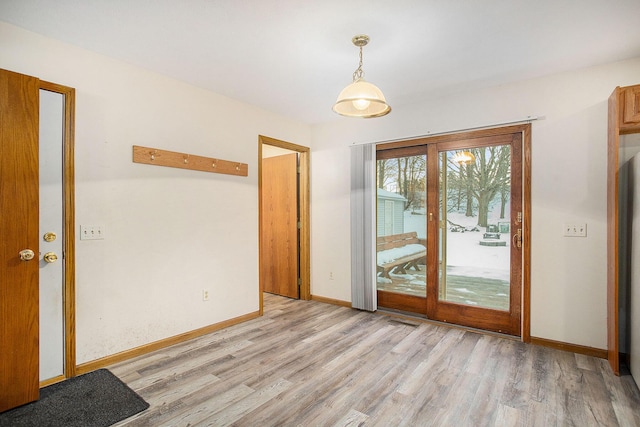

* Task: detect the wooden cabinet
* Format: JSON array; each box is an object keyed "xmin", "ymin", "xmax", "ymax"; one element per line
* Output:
[
  {"xmin": 621, "ymin": 86, "xmax": 640, "ymax": 130},
  {"xmin": 608, "ymin": 84, "xmax": 640, "ymax": 375}
]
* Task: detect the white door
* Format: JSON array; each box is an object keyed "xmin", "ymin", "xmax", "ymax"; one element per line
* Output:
[{"xmin": 39, "ymin": 89, "xmax": 65, "ymax": 381}]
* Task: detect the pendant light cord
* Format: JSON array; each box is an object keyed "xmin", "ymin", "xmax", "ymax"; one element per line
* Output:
[{"xmin": 352, "ymin": 46, "xmax": 365, "ymax": 82}]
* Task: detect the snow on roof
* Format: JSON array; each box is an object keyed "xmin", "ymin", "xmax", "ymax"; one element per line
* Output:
[{"xmin": 377, "ymin": 188, "xmax": 406, "ymax": 201}]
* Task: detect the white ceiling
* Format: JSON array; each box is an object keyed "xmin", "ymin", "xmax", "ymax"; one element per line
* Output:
[{"xmin": 2, "ymin": 0, "xmax": 640, "ymax": 124}]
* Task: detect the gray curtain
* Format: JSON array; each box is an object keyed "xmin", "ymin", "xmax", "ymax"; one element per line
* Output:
[{"xmin": 350, "ymin": 143, "xmax": 377, "ymax": 311}]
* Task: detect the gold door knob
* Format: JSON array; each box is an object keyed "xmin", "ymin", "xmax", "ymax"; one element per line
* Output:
[
  {"xmin": 19, "ymin": 249, "xmax": 35, "ymax": 261},
  {"xmin": 43, "ymin": 252, "xmax": 58, "ymax": 263},
  {"xmin": 43, "ymin": 232, "xmax": 57, "ymax": 242}
]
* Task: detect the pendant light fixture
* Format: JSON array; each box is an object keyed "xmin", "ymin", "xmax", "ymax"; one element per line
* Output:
[{"xmin": 332, "ymin": 35, "xmax": 391, "ymax": 118}]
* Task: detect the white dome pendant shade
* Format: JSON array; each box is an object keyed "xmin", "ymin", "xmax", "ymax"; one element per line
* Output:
[
  {"xmin": 333, "ymin": 78, "xmax": 391, "ymax": 118},
  {"xmin": 332, "ymin": 35, "xmax": 391, "ymax": 118}
]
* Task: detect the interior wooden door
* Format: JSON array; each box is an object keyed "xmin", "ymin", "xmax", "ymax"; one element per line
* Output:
[
  {"xmin": 261, "ymin": 153, "xmax": 299, "ymax": 299},
  {"xmin": 0, "ymin": 68, "xmax": 40, "ymax": 412}
]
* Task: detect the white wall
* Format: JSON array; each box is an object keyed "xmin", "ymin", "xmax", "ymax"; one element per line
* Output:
[
  {"xmin": 310, "ymin": 56, "xmax": 640, "ymax": 349},
  {"xmin": 1, "ymin": 22, "xmax": 310, "ymax": 364}
]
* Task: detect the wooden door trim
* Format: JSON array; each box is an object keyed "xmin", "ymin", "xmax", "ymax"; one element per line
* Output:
[
  {"xmin": 39, "ymin": 80, "xmax": 76, "ymax": 380},
  {"xmin": 521, "ymin": 124, "xmax": 532, "ymax": 343},
  {"xmin": 607, "ymin": 88, "xmax": 620, "ymax": 375},
  {"xmin": 258, "ymin": 135, "xmax": 311, "ymax": 315},
  {"xmin": 377, "ymin": 291, "xmax": 425, "ymax": 314},
  {"xmin": 377, "ymin": 124, "xmax": 532, "ymax": 150}
]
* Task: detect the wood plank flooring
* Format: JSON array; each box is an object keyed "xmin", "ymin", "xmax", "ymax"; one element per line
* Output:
[{"xmin": 110, "ymin": 294, "xmax": 640, "ymax": 426}]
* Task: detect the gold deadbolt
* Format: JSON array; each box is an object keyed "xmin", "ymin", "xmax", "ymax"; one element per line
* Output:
[
  {"xmin": 43, "ymin": 232, "xmax": 57, "ymax": 242},
  {"xmin": 43, "ymin": 252, "xmax": 58, "ymax": 263}
]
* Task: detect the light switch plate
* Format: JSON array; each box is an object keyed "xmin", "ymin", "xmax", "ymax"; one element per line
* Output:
[
  {"xmin": 80, "ymin": 225, "xmax": 105, "ymax": 240},
  {"xmin": 563, "ymin": 223, "xmax": 587, "ymax": 237}
]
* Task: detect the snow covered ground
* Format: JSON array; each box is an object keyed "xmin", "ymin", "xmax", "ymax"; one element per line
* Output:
[
  {"xmin": 402, "ymin": 210, "xmax": 510, "ymax": 280},
  {"xmin": 376, "ymin": 206, "xmax": 511, "ymax": 309}
]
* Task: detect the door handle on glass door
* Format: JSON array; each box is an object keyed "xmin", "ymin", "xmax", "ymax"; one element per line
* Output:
[{"xmin": 512, "ymin": 228, "xmax": 522, "ymax": 248}]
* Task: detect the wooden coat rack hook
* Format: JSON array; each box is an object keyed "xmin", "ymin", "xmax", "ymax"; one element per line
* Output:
[{"xmin": 132, "ymin": 145, "xmax": 248, "ymax": 177}]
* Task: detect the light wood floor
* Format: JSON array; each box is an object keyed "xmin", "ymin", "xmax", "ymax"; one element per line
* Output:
[{"xmin": 111, "ymin": 294, "xmax": 640, "ymax": 426}]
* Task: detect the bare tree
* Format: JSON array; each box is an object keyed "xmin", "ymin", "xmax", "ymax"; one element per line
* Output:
[
  {"xmin": 446, "ymin": 146, "xmax": 511, "ymax": 227},
  {"xmin": 499, "ymin": 182, "xmax": 510, "ymax": 219},
  {"xmin": 377, "ymin": 155, "xmax": 426, "ymax": 211},
  {"xmin": 444, "ymin": 156, "xmax": 474, "ymax": 216},
  {"xmin": 377, "ymin": 159, "xmax": 389, "ymax": 189},
  {"xmin": 398, "ymin": 155, "xmax": 426, "ymax": 210},
  {"xmin": 471, "ymin": 146, "xmax": 510, "ymax": 227}
]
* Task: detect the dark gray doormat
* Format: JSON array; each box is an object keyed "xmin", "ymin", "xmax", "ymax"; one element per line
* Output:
[{"xmin": 0, "ymin": 369, "xmax": 149, "ymax": 427}]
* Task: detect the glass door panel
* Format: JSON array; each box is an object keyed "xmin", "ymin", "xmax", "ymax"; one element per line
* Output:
[
  {"xmin": 428, "ymin": 132, "xmax": 523, "ymax": 336},
  {"xmin": 376, "ymin": 147, "xmax": 428, "ymax": 313},
  {"xmin": 439, "ymin": 146, "xmax": 511, "ymax": 310}
]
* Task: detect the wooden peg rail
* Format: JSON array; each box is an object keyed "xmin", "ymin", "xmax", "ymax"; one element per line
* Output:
[{"xmin": 132, "ymin": 145, "xmax": 248, "ymax": 177}]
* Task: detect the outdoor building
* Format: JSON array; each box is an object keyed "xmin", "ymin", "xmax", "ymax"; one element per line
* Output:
[{"xmin": 376, "ymin": 189, "xmax": 406, "ymax": 237}]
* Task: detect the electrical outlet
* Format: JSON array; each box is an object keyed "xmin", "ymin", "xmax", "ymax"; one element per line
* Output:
[
  {"xmin": 80, "ymin": 225, "xmax": 105, "ymax": 240},
  {"xmin": 329, "ymin": 271, "xmax": 334, "ymax": 280},
  {"xmin": 563, "ymin": 223, "xmax": 587, "ymax": 237},
  {"xmin": 202, "ymin": 289, "xmax": 209, "ymax": 301}
]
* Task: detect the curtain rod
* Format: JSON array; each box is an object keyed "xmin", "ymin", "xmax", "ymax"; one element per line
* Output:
[{"xmin": 351, "ymin": 115, "xmax": 543, "ymax": 146}]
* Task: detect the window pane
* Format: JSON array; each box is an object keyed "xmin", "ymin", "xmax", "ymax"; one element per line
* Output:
[
  {"xmin": 376, "ymin": 155, "xmax": 427, "ymax": 297},
  {"xmin": 438, "ymin": 147, "xmax": 511, "ymax": 310}
]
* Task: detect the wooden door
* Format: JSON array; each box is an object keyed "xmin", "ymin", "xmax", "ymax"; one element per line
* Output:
[
  {"xmin": 261, "ymin": 153, "xmax": 299, "ymax": 298},
  {"xmin": 0, "ymin": 69, "xmax": 40, "ymax": 411}
]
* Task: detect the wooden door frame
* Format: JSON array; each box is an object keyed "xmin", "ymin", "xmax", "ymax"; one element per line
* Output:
[
  {"xmin": 377, "ymin": 124, "xmax": 531, "ymax": 341},
  {"xmin": 258, "ymin": 135, "xmax": 310, "ymax": 314},
  {"xmin": 39, "ymin": 80, "xmax": 76, "ymax": 385}
]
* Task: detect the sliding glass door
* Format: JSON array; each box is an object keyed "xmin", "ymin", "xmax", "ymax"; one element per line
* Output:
[{"xmin": 376, "ymin": 127, "xmax": 525, "ymax": 336}]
